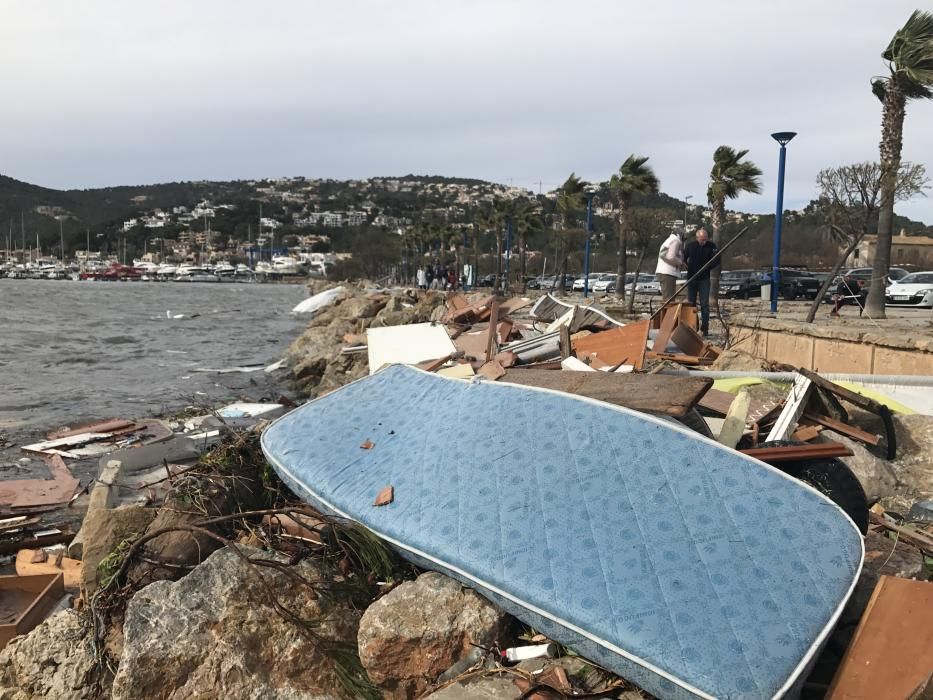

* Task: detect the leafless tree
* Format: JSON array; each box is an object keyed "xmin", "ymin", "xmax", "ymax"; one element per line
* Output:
[{"xmin": 805, "ymin": 161, "xmax": 928, "ymax": 323}]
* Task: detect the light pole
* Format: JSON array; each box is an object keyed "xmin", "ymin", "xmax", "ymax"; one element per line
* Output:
[
  {"xmin": 503, "ymin": 215, "xmax": 513, "ymax": 294},
  {"xmin": 684, "ymin": 195, "xmax": 693, "ymax": 231},
  {"xmin": 583, "ymin": 190, "xmax": 595, "ymax": 298},
  {"xmin": 770, "ymin": 131, "xmax": 796, "ymax": 313}
]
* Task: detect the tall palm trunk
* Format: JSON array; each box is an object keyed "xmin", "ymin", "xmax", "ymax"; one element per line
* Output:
[
  {"xmin": 615, "ymin": 205, "xmax": 627, "ymax": 300},
  {"xmin": 865, "ymin": 82, "xmax": 906, "ymax": 318},
  {"xmin": 472, "ymin": 232, "xmax": 479, "ymax": 288},
  {"xmin": 710, "ymin": 198, "xmax": 725, "ymax": 305}
]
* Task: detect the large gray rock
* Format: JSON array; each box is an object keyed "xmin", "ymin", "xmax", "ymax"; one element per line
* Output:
[
  {"xmin": 828, "ymin": 433, "xmax": 898, "ymax": 504},
  {"xmin": 0, "ymin": 610, "xmax": 99, "ymax": 700},
  {"xmin": 889, "ymin": 414, "xmax": 933, "ymax": 509},
  {"xmin": 79, "ymin": 504, "xmax": 156, "ymax": 596},
  {"xmin": 112, "ymin": 545, "xmax": 362, "ymax": 700},
  {"xmin": 358, "ymin": 572, "xmax": 510, "ymax": 699}
]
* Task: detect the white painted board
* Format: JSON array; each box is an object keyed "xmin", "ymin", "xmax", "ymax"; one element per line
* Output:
[{"xmin": 366, "ymin": 323, "xmax": 457, "ymax": 375}]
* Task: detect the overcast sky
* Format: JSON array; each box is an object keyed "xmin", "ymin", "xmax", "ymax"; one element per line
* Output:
[{"xmin": 2, "ymin": 1, "xmax": 931, "ymax": 222}]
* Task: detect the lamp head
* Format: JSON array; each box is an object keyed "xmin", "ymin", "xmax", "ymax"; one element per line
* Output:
[{"xmin": 771, "ymin": 131, "xmax": 797, "ymax": 146}]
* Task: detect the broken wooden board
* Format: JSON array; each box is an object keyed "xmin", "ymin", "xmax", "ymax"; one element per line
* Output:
[
  {"xmin": 652, "ymin": 304, "xmax": 681, "ymax": 354},
  {"xmin": 670, "ymin": 323, "xmax": 706, "ymax": 357},
  {"xmin": 827, "ymin": 576, "xmax": 933, "ymax": 700},
  {"xmin": 451, "ymin": 329, "xmax": 490, "ymax": 359},
  {"xmin": 717, "ymin": 389, "xmax": 750, "ymax": 449},
  {"xmin": 446, "ymin": 295, "xmax": 496, "ymax": 324},
  {"xmin": 47, "ymin": 419, "xmax": 134, "ymax": 441},
  {"xmin": 791, "ymin": 424, "xmax": 823, "ymax": 442},
  {"xmin": 698, "ymin": 388, "xmax": 737, "ymax": 416},
  {"xmin": 571, "ymin": 320, "xmax": 650, "ymax": 370},
  {"xmin": 497, "ymin": 296, "xmax": 533, "ymax": 317},
  {"xmin": 765, "ymin": 373, "xmax": 813, "ymax": 442},
  {"xmin": 21, "ymin": 432, "xmax": 115, "ymax": 458},
  {"xmin": 366, "ymin": 322, "xmax": 457, "ymax": 374},
  {"xmin": 741, "ymin": 441, "xmax": 853, "ymax": 462},
  {"xmin": 477, "ymin": 360, "xmax": 506, "ymax": 381},
  {"xmin": 0, "ymin": 456, "xmax": 81, "ymax": 509},
  {"xmin": 500, "ymin": 370, "xmax": 713, "ymax": 418},
  {"xmin": 485, "ymin": 300, "xmax": 500, "ymax": 362},
  {"xmin": 15, "ymin": 549, "xmax": 81, "ymax": 590},
  {"xmin": 797, "ymin": 367, "xmax": 896, "ymax": 459},
  {"xmin": 803, "ymin": 411, "xmax": 881, "ymax": 447}
]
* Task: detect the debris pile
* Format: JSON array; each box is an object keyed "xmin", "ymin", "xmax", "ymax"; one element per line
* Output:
[{"xmin": 0, "ymin": 284, "xmax": 930, "ymax": 699}]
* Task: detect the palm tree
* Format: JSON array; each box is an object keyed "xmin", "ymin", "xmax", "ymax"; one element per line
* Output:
[
  {"xmin": 554, "ymin": 174, "xmax": 587, "ymax": 291},
  {"xmin": 476, "ymin": 202, "xmax": 506, "ymax": 291},
  {"xmin": 609, "ymin": 155, "xmax": 660, "ymax": 299},
  {"xmin": 508, "ymin": 198, "xmax": 544, "ymax": 291},
  {"xmin": 864, "ymin": 9, "xmax": 933, "ymax": 318},
  {"xmin": 707, "ymin": 146, "xmax": 762, "ymax": 300}
]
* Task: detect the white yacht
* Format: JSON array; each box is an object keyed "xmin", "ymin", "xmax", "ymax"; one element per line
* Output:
[{"xmin": 174, "ymin": 265, "xmax": 219, "ymax": 283}]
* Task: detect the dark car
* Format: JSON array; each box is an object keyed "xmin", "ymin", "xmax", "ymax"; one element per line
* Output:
[
  {"xmin": 475, "ymin": 273, "xmax": 497, "ymax": 288},
  {"xmin": 720, "ymin": 269, "xmax": 764, "ymax": 299},
  {"xmin": 773, "ymin": 269, "xmax": 821, "ymax": 300}
]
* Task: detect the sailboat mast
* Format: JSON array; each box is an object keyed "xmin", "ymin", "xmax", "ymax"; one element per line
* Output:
[{"xmin": 59, "ymin": 217, "xmax": 64, "ymax": 262}]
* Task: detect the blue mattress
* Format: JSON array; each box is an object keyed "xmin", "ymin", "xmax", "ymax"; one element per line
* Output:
[{"xmin": 261, "ymin": 364, "xmax": 863, "ymax": 700}]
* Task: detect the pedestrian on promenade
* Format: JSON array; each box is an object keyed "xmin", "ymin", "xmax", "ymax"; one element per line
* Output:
[
  {"xmin": 416, "ymin": 266, "xmax": 427, "ymax": 290},
  {"xmin": 683, "ymin": 228, "xmax": 720, "ymax": 337},
  {"xmin": 655, "ymin": 228, "xmax": 683, "ymax": 300}
]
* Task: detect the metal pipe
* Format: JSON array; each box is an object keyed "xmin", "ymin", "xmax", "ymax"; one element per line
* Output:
[{"xmin": 659, "ymin": 368, "xmax": 933, "ymax": 386}]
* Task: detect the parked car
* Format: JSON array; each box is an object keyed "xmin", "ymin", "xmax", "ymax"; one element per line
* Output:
[
  {"xmin": 475, "ymin": 273, "xmax": 497, "ymax": 288},
  {"xmin": 720, "ymin": 269, "xmax": 765, "ymax": 299},
  {"xmin": 844, "ymin": 266, "xmax": 908, "ymax": 288},
  {"xmin": 885, "ymin": 271, "xmax": 933, "ymax": 308},
  {"xmin": 771, "ymin": 269, "xmax": 822, "ymax": 300},
  {"xmin": 619, "ymin": 273, "xmax": 658, "ymax": 295},
  {"xmin": 572, "ymin": 272, "xmax": 610, "ymax": 292},
  {"xmin": 592, "ymin": 273, "xmax": 619, "ymax": 293}
]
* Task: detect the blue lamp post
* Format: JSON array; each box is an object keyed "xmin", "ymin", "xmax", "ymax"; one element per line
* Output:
[
  {"xmin": 770, "ymin": 131, "xmax": 796, "ymax": 313},
  {"xmin": 583, "ymin": 191, "xmax": 594, "ymax": 298}
]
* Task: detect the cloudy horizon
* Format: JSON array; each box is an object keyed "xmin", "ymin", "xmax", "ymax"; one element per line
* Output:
[{"xmin": 2, "ymin": 1, "xmax": 931, "ymax": 223}]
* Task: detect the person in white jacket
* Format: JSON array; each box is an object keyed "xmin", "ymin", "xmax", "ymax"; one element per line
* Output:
[{"xmin": 655, "ymin": 229, "xmax": 684, "ymax": 299}]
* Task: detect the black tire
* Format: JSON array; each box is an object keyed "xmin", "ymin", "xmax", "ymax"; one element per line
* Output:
[
  {"xmin": 738, "ymin": 289, "xmax": 749, "ymax": 300},
  {"xmin": 758, "ymin": 440, "xmax": 868, "ymax": 534},
  {"xmin": 781, "ymin": 287, "xmax": 797, "ymax": 301}
]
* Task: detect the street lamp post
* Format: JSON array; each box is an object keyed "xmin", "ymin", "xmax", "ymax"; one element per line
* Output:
[
  {"xmin": 770, "ymin": 131, "xmax": 797, "ymax": 313},
  {"xmin": 583, "ymin": 191, "xmax": 594, "ymax": 298},
  {"xmin": 684, "ymin": 195, "xmax": 693, "ymax": 231}
]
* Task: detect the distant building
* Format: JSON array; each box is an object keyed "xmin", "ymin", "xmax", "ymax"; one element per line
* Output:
[{"xmin": 853, "ymin": 232, "xmax": 933, "ymax": 268}]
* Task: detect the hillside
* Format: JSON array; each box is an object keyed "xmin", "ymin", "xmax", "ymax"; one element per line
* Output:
[{"xmin": 1, "ymin": 173, "xmax": 929, "ymax": 270}]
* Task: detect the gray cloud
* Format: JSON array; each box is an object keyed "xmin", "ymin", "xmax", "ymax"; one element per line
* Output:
[{"xmin": 2, "ymin": 0, "xmax": 930, "ymax": 221}]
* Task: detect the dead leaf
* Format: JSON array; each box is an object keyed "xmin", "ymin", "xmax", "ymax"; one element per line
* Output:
[
  {"xmin": 360, "ymin": 439, "xmax": 375, "ymax": 449},
  {"xmin": 374, "ymin": 486, "xmax": 394, "ymax": 506}
]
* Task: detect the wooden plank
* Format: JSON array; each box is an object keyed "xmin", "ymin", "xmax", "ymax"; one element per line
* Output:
[
  {"xmin": 645, "ymin": 352, "xmax": 713, "ymax": 366},
  {"xmin": 670, "ymin": 323, "xmax": 706, "ymax": 356},
  {"xmin": 791, "ymin": 424, "xmax": 823, "ymax": 442},
  {"xmin": 571, "ymin": 320, "xmax": 650, "ymax": 370},
  {"xmin": 698, "ymin": 388, "xmax": 737, "ymax": 416},
  {"xmin": 15, "ymin": 549, "xmax": 81, "ymax": 590},
  {"xmin": 827, "ymin": 576, "xmax": 933, "ymax": 700},
  {"xmin": 501, "ymin": 370, "xmax": 713, "ymax": 418},
  {"xmin": 680, "ymin": 304, "xmax": 699, "ymax": 331},
  {"xmin": 869, "ymin": 512, "xmax": 933, "ymax": 553},
  {"xmin": 798, "ymin": 366, "xmax": 895, "ymax": 459},
  {"xmin": 477, "ymin": 360, "xmax": 506, "ymax": 381},
  {"xmin": 717, "ymin": 389, "xmax": 750, "ymax": 449},
  {"xmin": 765, "ymin": 373, "xmax": 812, "ymax": 442},
  {"xmin": 496, "ymin": 320, "xmax": 513, "ymax": 345},
  {"xmin": 803, "ymin": 411, "xmax": 880, "ymax": 446},
  {"xmin": 485, "ymin": 300, "xmax": 500, "ymax": 362},
  {"xmin": 652, "ymin": 304, "xmax": 680, "ymax": 354},
  {"xmin": 559, "ymin": 325, "xmax": 571, "ymax": 360},
  {"xmin": 740, "ymin": 441, "xmax": 853, "ymax": 462}
]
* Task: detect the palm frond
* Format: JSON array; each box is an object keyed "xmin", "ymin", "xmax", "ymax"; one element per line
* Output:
[
  {"xmin": 611, "ymin": 154, "xmax": 660, "ymax": 204},
  {"xmin": 708, "ymin": 145, "xmax": 762, "ymax": 206},
  {"xmin": 884, "ymin": 10, "xmax": 933, "ymax": 97}
]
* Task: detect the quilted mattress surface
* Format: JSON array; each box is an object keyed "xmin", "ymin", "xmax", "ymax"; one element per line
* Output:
[{"xmin": 261, "ymin": 364, "xmax": 863, "ymax": 700}]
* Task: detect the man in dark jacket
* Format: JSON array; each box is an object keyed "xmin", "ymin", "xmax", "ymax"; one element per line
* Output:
[{"xmin": 682, "ymin": 228, "xmax": 720, "ymax": 336}]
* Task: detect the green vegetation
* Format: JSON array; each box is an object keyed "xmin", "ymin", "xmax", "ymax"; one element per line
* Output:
[{"xmin": 610, "ymin": 155, "xmax": 660, "ymax": 300}]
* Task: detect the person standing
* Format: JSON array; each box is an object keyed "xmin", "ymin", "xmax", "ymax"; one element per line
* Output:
[
  {"xmin": 416, "ymin": 266, "xmax": 427, "ymax": 290},
  {"xmin": 682, "ymin": 228, "xmax": 720, "ymax": 337},
  {"xmin": 655, "ymin": 228, "xmax": 683, "ymax": 300}
]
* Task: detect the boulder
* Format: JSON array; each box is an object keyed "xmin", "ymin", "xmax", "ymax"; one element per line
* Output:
[
  {"xmin": 424, "ymin": 676, "xmax": 520, "ymax": 700},
  {"xmin": 827, "ymin": 434, "xmax": 898, "ymax": 504},
  {"xmin": 112, "ymin": 545, "xmax": 361, "ymax": 700},
  {"xmin": 79, "ymin": 504, "xmax": 156, "ymax": 595},
  {"xmin": 710, "ymin": 349, "xmax": 771, "ymax": 372},
  {"xmin": 0, "ymin": 610, "xmax": 100, "ymax": 700},
  {"xmin": 358, "ymin": 572, "xmax": 510, "ymax": 699},
  {"xmin": 889, "ymin": 414, "xmax": 933, "ymax": 508}
]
